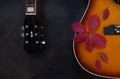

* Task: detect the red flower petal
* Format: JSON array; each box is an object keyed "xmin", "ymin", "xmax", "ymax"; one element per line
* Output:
[
  {"xmin": 88, "ymin": 15, "xmax": 100, "ymax": 31},
  {"xmin": 91, "ymin": 33, "xmax": 106, "ymax": 47},
  {"xmin": 85, "ymin": 34, "xmax": 94, "ymax": 52},
  {"xmin": 103, "ymin": 7, "xmax": 110, "ymax": 20},
  {"xmin": 72, "ymin": 22, "xmax": 86, "ymax": 33},
  {"xmin": 96, "ymin": 59, "xmax": 101, "ymax": 69},
  {"xmin": 72, "ymin": 33, "xmax": 87, "ymax": 42},
  {"xmin": 100, "ymin": 52, "xmax": 108, "ymax": 63}
]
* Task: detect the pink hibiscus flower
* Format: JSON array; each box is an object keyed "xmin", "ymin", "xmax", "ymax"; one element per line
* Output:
[{"xmin": 72, "ymin": 15, "xmax": 106, "ymax": 52}]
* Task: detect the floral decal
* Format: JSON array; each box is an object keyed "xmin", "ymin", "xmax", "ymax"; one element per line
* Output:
[
  {"xmin": 96, "ymin": 59, "xmax": 101, "ymax": 69},
  {"xmin": 95, "ymin": 52, "xmax": 109, "ymax": 69},
  {"xmin": 100, "ymin": 52, "xmax": 108, "ymax": 63},
  {"xmin": 103, "ymin": 7, "xmax": 110, "ymax": 20},
  {"xmin": 72, "ymin": 7, "xmax": 110, "ymax": 69},
  {"xmin": 72, "ymin": 15, "xmax": 106, "ymax": 52}
]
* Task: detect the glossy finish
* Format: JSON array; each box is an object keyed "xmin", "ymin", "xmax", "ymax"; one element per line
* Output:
[
  {"xmin": 23, "ymin": 0, "xmax": 46, "ymax": 53},
  {"xmin": 74, "ymin": 0, "xmax": 120, "ymax": 78},
  {"xmin": 24, "ymin": 15, "xmax": 46, "ymax": 53}
]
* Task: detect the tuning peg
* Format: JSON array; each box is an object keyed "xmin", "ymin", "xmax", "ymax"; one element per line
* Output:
[
  {"xmin": 40, "ymin": 34, "xmax": 44, "ymax": 37},
  {"xmin": 25, "ymin": 25, "xmax": 29, "ymax": 28},
  {"xmin": 35, "ymin": 41, "xmax": 39, "ymax": 44},
  {"xmin": 34, "ymin": 25, "xmax": 38, "ymax": 28},
  {"xmin": 30, "ymin": 31, "xmax": 33, "ymax": 38},
  {"xmin": 25, "ymin": 33, "xmax": 29, "ymax": 36},
  {"xmin": 21, "ymin": 26, "xmax": 24, "ymax": 31},
  {"xmin": 25, "ymin": 40, "xmax": 29, "ymax": 44},
  {"xmin": 21, "ymin": 33, "xmax": 24, "ymax": 38},
  {"xmin": 41, "ymin": 40, "xmax": 46, "ymax": 45},
  {"xmin": 40, "ymin": 26, "xmax": 44, "ymax": 30},
  {"xmin": 34, "ymin": 33, "xmax": 38, "ymax": 36}
]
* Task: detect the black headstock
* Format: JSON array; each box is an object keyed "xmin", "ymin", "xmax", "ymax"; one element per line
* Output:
[
  {"xmin": 21, "ymin": 16, "xmax": 46, "ymax": 53},
  {"xmin": 21, "ymin": 0, "xmax": 46, "ymax": 54}
]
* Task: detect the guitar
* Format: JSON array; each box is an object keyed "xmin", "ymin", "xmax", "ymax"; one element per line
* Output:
[
  {"xmin": 73, "ymin": 0, "xmax": 120, "ymax": 78},
  {"xmin": 21, "ymin": 0, "xmax": 46, "ymax": 54}
]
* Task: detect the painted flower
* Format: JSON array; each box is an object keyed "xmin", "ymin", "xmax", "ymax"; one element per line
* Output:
[
  {"xmin": 72, "ymin": 15, "xmax": 106, "ymax": 52},
  {"xmin": 103, "ymin": 7, "xmax": 110, "ymax": 20}
]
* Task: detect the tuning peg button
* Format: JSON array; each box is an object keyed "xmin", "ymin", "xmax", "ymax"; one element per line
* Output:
[
  {"xmin": 25, "ymin": 25, "xmax": 29, "ymax": 28},
  {"xmin": 21, "ymin": 26, "xmax": 24, "ymax": 31},
  {"xmin": 25, "ymin": 40, "xmax": 29, "ymax": 44},
  {"xmin": 35, "ymin": 41, "xmax": 39, "ymax": 44},
  {"xmin": 41, "ymin": 40, "xmax": 46, "ymax": 45},
  {"xmin": 34, "ymin": 33, "xmax": 38, "ymax": 36},
  {"xmin": 21, "ymin": 33, "xmax": 24, "ymax": 38},
  {"xmin": 40, "ymin": 26, "xmax": 44, "ymax": 30},
  {"xmin": 25, "ymin": 33, "xmax": 29, "ymax": 36},
  {"xmin": 34, "ymin": 25, "xmax": 38, "ymax": 28},
  {"xmin": 40, "ymin": 34, "xmax": 44, "ymax": 37}
]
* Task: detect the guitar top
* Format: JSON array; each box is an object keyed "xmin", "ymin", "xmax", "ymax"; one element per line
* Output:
[{"xmin": 73, "ymin": 0, "xmax": 120, "ymax": 78}]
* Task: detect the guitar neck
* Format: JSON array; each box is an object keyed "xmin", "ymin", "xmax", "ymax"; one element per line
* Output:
[{"xmin": 25, "ymin": 0, "xmax": 36, "ymax": 15}]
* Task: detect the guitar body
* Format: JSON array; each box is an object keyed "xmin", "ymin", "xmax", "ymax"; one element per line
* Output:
[{"xmin": 74, "ymin": 0, "xmax": 120, "ymax": 78}]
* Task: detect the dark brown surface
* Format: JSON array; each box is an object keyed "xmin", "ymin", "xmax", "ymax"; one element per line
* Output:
[{"xmin": 0, "ymin": 0, "xmax": 109, "ymax": 79}]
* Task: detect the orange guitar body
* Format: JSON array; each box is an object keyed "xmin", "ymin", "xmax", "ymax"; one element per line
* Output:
[{"xmin": 74, "ymin": 0, "xmax": 120, "ymax": 78}]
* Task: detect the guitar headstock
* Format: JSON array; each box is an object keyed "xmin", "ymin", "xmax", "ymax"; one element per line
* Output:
[
  {"xmin": 22, "ymin": 23, "xmax": 46, "ymax": 53},
  {"xmin": 21, "ymin": 0, "xmax": 46, "ymax": 53}
]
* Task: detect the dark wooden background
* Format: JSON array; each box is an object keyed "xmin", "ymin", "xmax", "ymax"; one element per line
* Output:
[{"xmin": 0, "ymin": 0, "xmax": 109, "ymax": 79}]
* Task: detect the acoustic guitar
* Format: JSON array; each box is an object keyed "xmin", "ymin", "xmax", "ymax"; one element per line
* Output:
[
  {"xmin": 73, "ymin": 0, "xmax": 120, "ymax": 78},
  {"xmin": 21, "ymin": 0, "xmax": 46, "ymax": 54}
]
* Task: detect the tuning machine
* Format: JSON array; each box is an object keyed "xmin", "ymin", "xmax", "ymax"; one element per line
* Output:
[
  {"xmin": 21, "ymin": 26, "xmax": 25, "ymax": 38},
  {"xmin": 41, "ymin": 40, "xmax": 46, "ymax": 45},
  {"xmin": 21, "ymin": 25, "xmax": 30, "ymax": 38}
]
